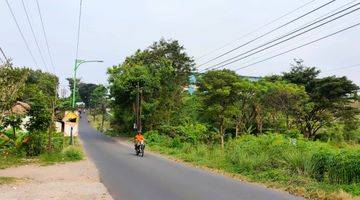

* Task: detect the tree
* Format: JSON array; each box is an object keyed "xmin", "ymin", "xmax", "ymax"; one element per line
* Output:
[
  {"xmin": 198, "ymin": 70, "xmax": 241, "ymax": 147},
  {"xmin": 90, "ymin": 85, "xmax": 108, "ymax": 131},
  {"xmin": 108, "ymin": 38, "xmax": 195, "ymax": 133},
  {"xmin": 66, "ymin": 77, "xmax": 82, "ymax": 104},
  {"xmin": 282, "ymin": 61, "xmax": 359, "ymax": 138},
  {"xmin": 0, "ymin": 65, "xmax": 29, "ymax": 126},
  {"xmin": 78, "ymin": 83, "xmax": 98, "ymax": 107}
]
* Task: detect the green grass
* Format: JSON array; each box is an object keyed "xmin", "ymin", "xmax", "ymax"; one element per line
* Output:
[
  {"xmin": 39, "ymin": 138, "xmax": 84, "ymax": 165},
  {"xmin": 0, "ymin": 137, "xmax": 84, "ymax": 168},
  {"xmin": 0, "ymin": 156, "xmax": 36, "ymax": 169},
  {"xmin": 145, "ymin": 132, "xmax": 360, "ymax": 199},
  {"xmin": 0, "ymin": 177, "xmax": 17, "ymax": 185}
]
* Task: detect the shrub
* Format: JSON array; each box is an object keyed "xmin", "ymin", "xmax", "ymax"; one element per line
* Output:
[
  {"xmin": 328, "ymin": 150, "xmax": 360, "ymax": 184},
  {"xmin": 62, "ymin": 146, "xmax": 83, "ymax": 161},
  {"xmin": 309, "ymin": 150, "xmax": 335, "ymax": 182},
  {"xmin": 145, "ymin": 130, "xmax": 169, "ymax": 145},
  {"xmin": 169, "ymin": 137, "xmax": 182, "ymax": 148},
  {"xmin": 23, "ymin": 131, "xmax": 46, "ymax": 156}
]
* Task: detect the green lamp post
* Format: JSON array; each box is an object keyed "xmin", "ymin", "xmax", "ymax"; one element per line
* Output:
[{"xmin": 72, "ymin": 59, "xmax": 103, "ymax": 108}]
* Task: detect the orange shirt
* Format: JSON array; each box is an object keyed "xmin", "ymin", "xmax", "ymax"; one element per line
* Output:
[{"xmin": 135, "ymin": 134, "xmax": 144, "ymax": 142}]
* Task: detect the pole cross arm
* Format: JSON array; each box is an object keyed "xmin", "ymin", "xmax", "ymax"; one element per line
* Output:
[
  {"xmin": 72, "ymin": 59, "xmax": 103, "ymax": 108},
  {"xmin": 75, "ymin": 59, "xmax": 103, "ymax": 70}
]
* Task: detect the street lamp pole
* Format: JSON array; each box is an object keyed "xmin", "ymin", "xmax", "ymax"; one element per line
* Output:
[{"xmin": 72, "ymin": 59, "xmax": 103, "ymax": 108}]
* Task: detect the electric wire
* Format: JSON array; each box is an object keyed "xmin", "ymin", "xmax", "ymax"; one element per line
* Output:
[
  {"xmin": 323, "ymin": 64, "xmax": 360, "ymax": 72},
  {"xmin": 233, "ymin": 22, "xmax": 360, "ymax": 71},
  {"xmin": 35, "ymin": 0, "xmax": 56, "ymax": 74},
  {"xmin": 210, "ymin": 1, "xmax": 358, "ymax": 71},
  {"xmin": 204, "ymin": 4, "xmax": 360, "ymax": 71},
  {"xmin": 21, "ymin": 0, "xmax": 49, "ymax": 72},
  {"xmin": 5, "ymin": 0, "xmax": 38, "ymax": 67},
  {"xmin": 195, "ymin": 0, "xmax": 318, "ymax": 61},
  {"xmin": 197, "ymin": 0, "xmax": 336, "ymax": 68}
]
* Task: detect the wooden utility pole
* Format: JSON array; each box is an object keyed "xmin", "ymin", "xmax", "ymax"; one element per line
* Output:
[
  {"xmin": 47, "ymin": 84, "xmax": 57, "ymax": 151},
  {"xmin": 135, "ymin": 82, "xmax": 142, "ymax": 132}
]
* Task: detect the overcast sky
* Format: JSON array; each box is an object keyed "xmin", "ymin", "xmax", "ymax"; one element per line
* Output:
[{"xmin": 1, "ymin": 0, "xmax": 359, "ymax": 92}]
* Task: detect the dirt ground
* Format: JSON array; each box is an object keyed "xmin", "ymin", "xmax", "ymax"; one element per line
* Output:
[{"xmin": 0, "ymin": 159, "xmax": 113, "ymax": 200}]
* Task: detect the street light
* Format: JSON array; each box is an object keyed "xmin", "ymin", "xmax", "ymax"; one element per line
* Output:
[{"xmin": 72, "ymin": 59, "xmax": 103, "ymax": 108}]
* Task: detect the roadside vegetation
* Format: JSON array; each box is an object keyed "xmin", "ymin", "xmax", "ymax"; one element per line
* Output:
[
  {"xmin": 0, "ymin": 61, "xmax": 83, "ymax": 169},
  {"xmin": 89, "ymin": 38, "xmax": 360, "ymax": 199},
  {"xmin": 0, "ymin": 177, "xmax": 18, "ymax": 185}
]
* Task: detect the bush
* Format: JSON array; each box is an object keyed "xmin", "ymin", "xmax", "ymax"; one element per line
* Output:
[
  {"xmin": 62, "ymin": 146, "xmax": 84, "ymax": 161},
  {"xmin": 144, "ymin": 130, "xmax": 170, "ymax": 146},
  {"xmin": 23, "ymin": 131, "xmax": 46, "ymax": 156},
  {"xmin": 328, "ymin": 150, "xmax": 360, "ymax": 184},
  {"xmin": 310, "ymin": 150, "xmax": 335, "ymax": 182},
  {"xmin": 157, "ymin": 124, "xmax": 210, "ymax": 144}
]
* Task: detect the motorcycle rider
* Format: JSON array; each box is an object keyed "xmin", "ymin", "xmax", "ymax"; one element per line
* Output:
[{"xmin": 134, "ymin": 131, "xmax": 145, "ymax": 152}]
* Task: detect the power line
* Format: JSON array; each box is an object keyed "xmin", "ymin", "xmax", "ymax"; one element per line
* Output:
[
  {"xmin": 205, "ymin": 4, "xmax": 360, "ymax": 71},
  {"xmin": 197, "ymin": 0, "xmax": 336, "ymax": 68},
  {"xmin": 195, "ymin": 0, "xmax": 318, "ymax": 61},
  {"xmin": 21, "ymin": 0, "xmax": 49, "ymax": 72},
  {"xmin": 75, "ymin": 0, "xmax": 83, "ymax": 60},
  {"xmin": 323, "ymin": 64, "xmax": 360, "ymax": 72},
  {"xmin": 35, "ymin": 0, "xmax": 56, "ymax": 74},
  {"xmin": 210, "ymin": 1, "xmax": 358, "ymax": 71},
  {"xmin": 233, "ymin": 22, "xmax": 360, "ymax": 71},
  {"xmin": 5, "ymin": 0, "xmax": 38, "ymax": 67}
]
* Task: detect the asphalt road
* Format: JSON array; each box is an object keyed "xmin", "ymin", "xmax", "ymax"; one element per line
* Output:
[{"xmin": 79, "ymin": 115, "xmax": 302, "ymax": 200}]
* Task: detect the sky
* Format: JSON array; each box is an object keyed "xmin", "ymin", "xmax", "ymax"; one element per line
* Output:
[{"xmin": 1, "ymin": 0, "xmax": 359, "ymax": 93}]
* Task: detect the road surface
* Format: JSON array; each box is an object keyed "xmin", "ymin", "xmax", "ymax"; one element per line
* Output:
[{"xmin": 79, "ymin": 116, "xmax": 302, "ymax": 200}]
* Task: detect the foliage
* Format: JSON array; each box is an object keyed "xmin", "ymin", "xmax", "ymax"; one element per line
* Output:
[
  {"xmin": 198, "ymin": 70, "xmax": 241, "ymax": 147},
  {"xmin": 0, "ymin": 65, "xmax": 29, "ymax": 124},
  {"xmin": 0, "ymin": 177, "xmax": 18, "ymax": 185},
  {"xmin": 62, "ymin": 146, "xmax": 84, "ymax": 161},
  {"xmin": 146, "ymin": 132, "xmax": 360, "ymax": 198},
  {"xmin": 281, "ymin": 60, "xmax": 359, "ymax": 139},
  {"xmin": 78, "ymin": 83, "xmax": 98, "ymax": 107},
  {"xmin": 108, "ymin": 38, "xmax": 195, "ymax": 133}
]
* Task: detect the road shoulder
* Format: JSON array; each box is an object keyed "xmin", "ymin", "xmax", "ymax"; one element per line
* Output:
[{"xmin": 0, "ymin": 159, "xmax": 113, "ymax": 200}]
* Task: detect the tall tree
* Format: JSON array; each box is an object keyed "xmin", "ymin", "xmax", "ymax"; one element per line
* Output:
[
  {"xmin": 90, "ymin": 85, "xmax": 108, "ymax": 131},
  {"xmin": 198, "ymin": 70, "xmax": 241, "ymax": 147},
  {"xmin": 78, "ymin": 83, "xmax": 98, "ymax": 107},
  {"xmin": 282, "ymin": 61, "xmax": 359, "ymax": 138}
]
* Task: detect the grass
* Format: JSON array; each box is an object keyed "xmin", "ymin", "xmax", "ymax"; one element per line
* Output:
[
  {"xmin": 145, "ymin": 132, "xmax": 360, "ymax": 200},
  {"xmin": 39, "ymin": 138, "xmax": 84, "ymax": 165},
  {"xmin": 0, "ymin": 177, "xmax": 18, "ymax": 185},
  {"xmin": 0, "ymin": 156, "xmax": 36, "ymax": 169},
  {"xmin": 0, "ymin": 137, "xmax": 84, "ymax": 168}
]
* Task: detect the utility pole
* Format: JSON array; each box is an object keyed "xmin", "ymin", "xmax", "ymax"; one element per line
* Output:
[
  {"xmin": 135, "ymin": 82, "xmax": 142, "ymax": 132},
  {"xmin": 47, "ymin": 84, "xmax": 57, "ymax": 151}
]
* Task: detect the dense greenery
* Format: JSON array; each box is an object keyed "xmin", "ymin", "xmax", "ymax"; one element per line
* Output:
[
  {"xmin": 108, "ymin": 38, "xmax": 194, "ymax": 132},
  {"xmin": 145, "ymin": 132, "xmax": 360, "ymax": 198},
  {"xmin": 104, "ymin": 39, "xmax": 360, "ymax": 198},
  {"xmin": 1, "ymin": 62, "xmax": 83, "ymax": 167}
]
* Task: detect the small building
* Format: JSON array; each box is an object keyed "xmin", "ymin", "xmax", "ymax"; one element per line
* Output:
[{"xmin": 61, "ymin": 111, "xmax": 79, "ymax": 137}]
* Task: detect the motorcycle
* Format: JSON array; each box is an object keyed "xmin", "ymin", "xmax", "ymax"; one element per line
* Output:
[{"xmin": 135, "ymin": 141, "xmax": 145, "ymax": 157}]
